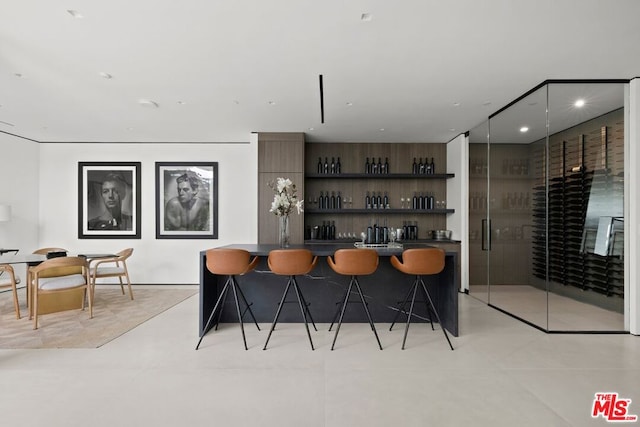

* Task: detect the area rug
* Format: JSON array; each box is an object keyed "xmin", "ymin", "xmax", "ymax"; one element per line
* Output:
[{"xmin": 0, "ymin": 288, "xmax": 197, "ymax": 349}]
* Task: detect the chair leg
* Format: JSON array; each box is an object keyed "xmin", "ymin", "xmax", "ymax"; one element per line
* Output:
[
  {"xmin": 214, "ymin": 283, "xmax": 231, "ymax": 331},
  {"xmin": 124, "ymin": 271, "xmax": 134, "ymax": 300},
  {"xmin": 195, "ymin": 278, "xmax": 231, "ymax": 350},
  {"xmin": 230, "ymin": 279, "xmax": 248, "ymax": 350},
  {"xmin": 263, "ymin": 278, "xmax": 293, "ymax": 350},
  {"xmin": 295, "ymin": 283, "xmax": 317, "ymax": 331},
  {"xmin": 234, "ymin": 279, "xmax": 260, "ymax": 331},
  {"xmin": 11, "ymin": 284, "xmax": 21, "ymax": 320},
  {"xmin": 291, "ymin": 276, "xmax": 314, "ymax": 350},
  {"xmin": 330, "ymin": 279, "xmax": 354, "ymax": 350},
  {"xmin": 354, "ymin": 278, "xmax": 383, "ymax": 350},
  {"xmin": 421, "ymin": 280, "xmax": 434, "ymax": 331},
  {"xmin": 389, "ymin": 282, "xmax": 415, "ymax": 331},
  {"xmin": 420, "ymin": 279, "xmax": 454, "ymax": 351},
  {"xmin": 401, "ymin": 279, "xmax": 419, "ymax": 350}
]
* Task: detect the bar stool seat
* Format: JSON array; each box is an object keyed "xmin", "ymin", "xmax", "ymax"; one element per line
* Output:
[
  {"xmin": 195, "ymin": 248, "xmax": 261, "ymax": 350},
  {"xmin": 263, "ymin": 249, "xmax": 318, "ymax": 350},
  {"xmin": 390, "ymin": 248, "xmax": 454, "ymax": 350},
  {"xmin": 327, "ymin": 248, "xmax": 383, "ymax": 350}
]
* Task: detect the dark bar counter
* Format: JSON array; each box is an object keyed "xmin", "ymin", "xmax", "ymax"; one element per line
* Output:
[{"xmin": 199, "ymin": 243, "xmax": 459, "ymax": 337}]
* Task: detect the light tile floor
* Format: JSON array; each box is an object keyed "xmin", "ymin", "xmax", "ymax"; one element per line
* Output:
[{"xmin": 1, "ymin": 287, "xmax": 639, "ymax": 426}]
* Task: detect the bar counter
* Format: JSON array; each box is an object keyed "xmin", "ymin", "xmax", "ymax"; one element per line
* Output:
[{"xmin": 199, "ymin": 243, "xmax": 459, "ymax": 337}]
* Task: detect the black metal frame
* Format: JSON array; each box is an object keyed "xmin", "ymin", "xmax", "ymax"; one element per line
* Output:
[
  {"xmin": 263, "ymin": 275, "xmax": 317, "ymax": 350},
  {"xmin": 390, "ymin": 275, "xmax": 454, "ymax": 350},
  {"xmin": 329, "ymin": 275, "xmax": 382, "ymax": 350},
  {"xmin": 195, "ymin": 274, "xmax": 259, "ymax": 350}
]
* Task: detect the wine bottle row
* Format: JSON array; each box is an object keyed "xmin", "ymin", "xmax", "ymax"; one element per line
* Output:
[
  {"xmin": 364, "ymin": 157, "xmax": 390, "ymax": 174},
  {"xmin": 316, "ymin": 157, "xmax": 342, "ymax": 174},
  {"xmin": 412, "ymin": 157, "xmax": 436, "ymax": 174},
  {"xmin": 410, "ymin": 191, "xmax": 437, "ymax": 210},
  {"xmin": 315, "ymin": 190, "xmax": 343, "ymax": 209},
  {"xmin": 365, "ymin": 191, "xmax": 389, "ymax": 209}
]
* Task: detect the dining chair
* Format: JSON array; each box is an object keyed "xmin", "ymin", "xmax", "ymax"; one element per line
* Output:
[
  {"xmin": 27, "ymin": 247, "xmax": 69, "ymax": 315},
  {"xmin": 30, "ymin": 256, "xmax": 92, "ymax": 329},
  {"xmin": 88, "ymin": 248, "xmax": 134, "ymax": 302},
  {"xmin": 390, "ymin": 248, "xmax": 454, "ymax": 350},
  {"xmin": 0, "ymin": 264, "xmax": 21, "ymax": 319}
]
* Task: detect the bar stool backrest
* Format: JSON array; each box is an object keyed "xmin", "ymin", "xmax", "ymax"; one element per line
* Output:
[
  {"xmin": 206, "ymin": 248, "xmax": 257, "ymax": 276},
  {"xmin": 392, "ymin": 248, "xmax": 445, "ymax": 275},
  {"xmin": 328, "ymin": 249, "xmax": 378, "ymax": 276},
  {"xmin": 268, "ymin": 249, "xmax": 317, "ymax": 276}
]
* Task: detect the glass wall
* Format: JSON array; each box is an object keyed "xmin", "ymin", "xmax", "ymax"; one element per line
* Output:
[{"xmin": 471, "ymin": 80, "xmax": 626, "ymax": 332}]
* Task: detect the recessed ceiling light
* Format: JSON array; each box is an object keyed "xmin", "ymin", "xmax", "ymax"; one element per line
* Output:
[
  {"xmin": 453, "ymin": 102, "xmax": 461, "ymax": 107},
  {"xmin": 177, "ymin": 101, "xmax": 186, "ymax": 105},
  {"xmin": 138, "ymin": 99, "xmax": 159, "ymax": 108},
  {"xmin": 268, "ymin": 101, "xmax": 276, "ymax": 106},
  {"xmin": 361, "ymin": 13, "xmax": 372, "ymax": 21},
  {"xmin": 574, "ymin": 99, "xmax": 585, "ymax": 108},
  {"xmin": 99, "ymin": 72, "xmax": 113, "ymax": 79},
  {"xmin": 520, "ymin": 126, "xmax": 529, "ymax": 133},
  {"xmin": 67, "ymin": 10, "xmax": 83, "ymax": 18},
  {"xmin": 379, "ymin": 128, "xmax": 385, "ymax": 132},
  {"xmin": 346, "ymin": 102, "xmax": 353, "ymax": 106}
]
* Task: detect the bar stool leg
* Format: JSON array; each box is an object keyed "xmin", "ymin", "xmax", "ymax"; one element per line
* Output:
[
  {"xmin": 330, "ymin": 279, "xmax": 354, "ymax": 350},
  {"xmin": 420, "ymin": 279, "xmax": 454, "ymax": 351},
  {"xmin": 234, "ymin": 280, "xmax": 261, "ymax": 331},
  {"xmin": 354, "ymin": 278, "xmax": 383, "ymax": 350},
  {"xmin": 195, "ymin": 277, "xmax": 231, "ymax": 350},
  {"xmin": 292, "ymin": 276, "xmax": 315, "ymax": 350},
  {"xmin": 389, "ymin": 283, "xmax": 415, "ymax": 331},
  {"xmin": 401, "ymin": 279, "xmax": 420, "ymax": 350},
  {"xmin": 213, "ymin": 282, "xmax": 230, "ymax": 331},
  {"xmin": 263, "ymin": 278, "xmax": 293, "ymax": 350},
  {"xmin": 230, "ymin": 279, "xmax": 248, "ymax": 350},
  {"xmin": 296, "ymin": 284, "xmax": 317, "ymax": 331}
]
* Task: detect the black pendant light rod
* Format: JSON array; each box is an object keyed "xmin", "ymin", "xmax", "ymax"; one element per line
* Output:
[{"xmin": 319, "ymin": 74, "xmax": 325, "ymax": 123}]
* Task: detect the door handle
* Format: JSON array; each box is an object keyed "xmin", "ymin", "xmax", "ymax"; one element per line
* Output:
[{"xmin": 482, "ymin": 219, "xmax": 491, "ymax": 251}]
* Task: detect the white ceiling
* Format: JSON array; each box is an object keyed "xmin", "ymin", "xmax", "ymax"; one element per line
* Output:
[{"xmin": 1, "ymin": 0, "xmax": 639, "ymax": 144}]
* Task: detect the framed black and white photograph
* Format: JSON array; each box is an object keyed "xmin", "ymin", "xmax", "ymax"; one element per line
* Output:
[
  {"xmin": 155, "ymin": 162, "xmax": 218, "ymax": 239},
  {"xmin": 78, "ymin": 162, "xmax": 141, "ymax": 239}
]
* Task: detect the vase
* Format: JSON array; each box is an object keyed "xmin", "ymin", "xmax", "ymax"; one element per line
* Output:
[{"xmin": 278, "ymin": 215, "xmax": 290, "ymax": 247}]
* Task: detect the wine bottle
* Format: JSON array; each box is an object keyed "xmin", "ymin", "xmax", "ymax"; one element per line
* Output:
[
  {"xmin": 365, "ymin": 157, "xmax": 371, "ymax": 174},
  {"xmin": 366, "ymin": 224, "xmax": 373, "ymax": 244},
  {"xmin": 324, "ymin": 157, "xmax": 329, "ymax": 174},
  {"xmin": 383, "ymin": 191, "xmax": 389, "ymax": 209},
  {"xmin": 372, "ymin": 158, "xmax": 378, "ymax": 174},
  {"xmin": 419, "ymin": 192, "xmax": 426, "ymax": 210},
  {"xmin": 330, "ymin": 221, "xmax": 336, "ymax": 240},
  {"xmin": 384, "ymin": 157, "xmax": 389, "ymax": 174},
  {"xmin": 319, "ymin": 191, "xmax": 325, "ymax": 209},
  {"xmin": 429, "ymin": 157, "xmax": 435, "ymax": 174},
  {"xmin": 377, "ymin": 157, "xmax": 383, "ymax": 174},
  {"xmin": 336, "ymin": 191, "xmax": 342, "ymax": 209},
  {"xmin": 419, "ymin": 158, "xmax": 425, "ymax": 174},
  {"xmin": 365, "ymin": 191, "xmax": 371, "ymax": 209},
  {"xmin": 376, "ymin": 192, "xmax": 382, "ymax": 209},
  {"xmin": 412, "ymin": 192, "xmax": 418, "ymax": 210},
  {"xmin": 330, "ymin": 191, "xmax": 336, "ymax": 209},
  {"xmin": 323, "ymin": 191, "xmax": 329, "ymax": 209},
  {"xmin": 374, "ymin": 224, "xmax": 380, "ymax": 244},
  {"xmin": 425, "ymin": 158, "xmax": 432, "ymax": 174},
  {"xmin": 412, "ymin": 157, "xmax": 418, "ymax": 174},
  {"xmin": 330, "ymin": 157, "xmax": 336, "ymax": 174},
  {"xmin": 317, "ymin": 157, "xmax": 323, "ymax": 174},
  {"xmin": 336, "ymin": 156, "xmax": 341, "ymax": 174},
  {"xmin": 427, "ymin": 192, "xmax": 434, "ymax": 210}
]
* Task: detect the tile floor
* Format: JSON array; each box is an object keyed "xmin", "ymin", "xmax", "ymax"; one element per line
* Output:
[{"xmin": 1, "ymin": 286, "xmax": 639, "ymax": 427}]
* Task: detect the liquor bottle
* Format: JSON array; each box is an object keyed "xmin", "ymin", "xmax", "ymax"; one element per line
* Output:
[
  {"xmin": 412, "ymin": 157, "xmax": 418, "ymax": 174},
  {"xmin": 383, "ymin": 191, "xmax": 389, "ymax": 209},
  {"xmin": 324, "ymin": 157, "xmax": 329, "ymax": 174},
  {"xmin": 376, "ymin": 192, "xmax": 382, "ymax": 209},
  {"xmin": 319, "ymin": 191, "xmax": 325, "ymax": 209},
  {"xmin": 429, "ymin": 157, "xmax": 435, "ymax": 174},
  {"xmin": 365, "ymin": 191, "xmax": 371, "ymax": 209},
  {"xmin": 419, "ymin": 192, "xmax": 425, "ymax": 210},
  {"xmin": 330, "ymin": 221, "xmax": 336, "ymax": 240},
  {"xmin": 336, "ymin": 157, "xmax": 341, "ymax": 174},
  {"xmin": 412, "ymin": 192, "xmax": 418, "ymax": 210},
  {"xmin": 336, "ymin": 191, "xmax": 342, "ymax": 209},
  {"xmin": 419, "ymin": 158, "xmax": 425, "ymax": 174},
  {"xmin": 365, "ymin": 157, "xmax": 371, "ymax": 174},
  {"xmin": 372, "ymin": 192, "xmax": 378, "ymax": 209},
  {"xmin": 323, "ymin": 191, "xmax": 329, "ymax": 209},
  {"xmin": 425, "ymin": 158, "xmax": 432, "ymax": 174},
  {"xmin": 371, "ymin": 158, "xmax": 378, "ymax": 174},
  {"xmin": 330, "ymin": 191, "xmax": 336, "ymax": 209},
  {"xmin": 317, "ymin": 157, "xmax": 323, "ymax": 174},
  {"xmin": 330, "ymin": 157, "xmax": 336, "ymax": 174},
  {"xmin": 384, "ymin": 157, "xmax": 390, "ymax": 174},
  {"xmin": 427, "ymin": 192, "xmax": 434, "ymax": 210},
  {"xmin": 377, "ymin": 157, "xmax": 383, "ymax": 174}
]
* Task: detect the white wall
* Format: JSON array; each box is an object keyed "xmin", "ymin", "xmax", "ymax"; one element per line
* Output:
[
  {"xmin": 0, "ymin": 133, "xmax": 40, "ymax": 280},
  {"xmin": 37, "ymin": 140, "xmax": 258, "ymax": 284}
]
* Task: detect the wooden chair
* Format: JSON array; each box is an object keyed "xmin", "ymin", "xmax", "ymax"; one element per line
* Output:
[
  {"xmin": 32, "ymin": 247, "xmax": 68, "ymax": 256},
  {"xmin": 390, "ymin": 248, "xmax": 454, "ymax": 350},
  {"xmin": 30, "ymin": 256, "xmax": 92, "ymax": 329},
  {"xmin": 327, "ymin": 248, "xmax": 382, "ymax": 350},
  {"xmin": 27, "ymin": 247, "xmax": 69, "ymax": 315},
  {"xmin": 0, "ymin": 264, "xmax": 21, "ymax": 319},
  {"xmin": 89, "ymin": 248, "xmax": 134, "ymax": 302},
  {"xmin": 196, "ymin": 248, "xmax": 260, "ymax": 350},
  {"xmin": 263, "ymin": 249, "xmax": 318, "ymax": 350}
]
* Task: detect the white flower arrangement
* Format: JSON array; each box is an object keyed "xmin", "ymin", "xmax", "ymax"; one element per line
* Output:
[{"xmin": 268, "ymin": 177, "xmax": 304, "ymax": 216}]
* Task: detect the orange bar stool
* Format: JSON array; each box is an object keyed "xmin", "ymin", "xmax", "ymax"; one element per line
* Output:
[
  {"xmin": 196, "ymin": 248, "xmax": 260, "ymax": 350},
  {"xmin": 263, "ymin": 249, "xmax": 318, "ymax": 350},
  {"xmin": 390, "ymin": 248, "xmax": 454, "ymax": 350},
  {"xmin": 327, "ymin": 248, "xmax": 383, "ymax": 350}
]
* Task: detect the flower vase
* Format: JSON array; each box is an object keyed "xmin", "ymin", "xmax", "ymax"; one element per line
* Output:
[{"xmin": 278, "ymin": 215, "xmax": 290, "ymax": 247}]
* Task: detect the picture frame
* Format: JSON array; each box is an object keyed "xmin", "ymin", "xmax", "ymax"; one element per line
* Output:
[
  {"xmin": 78, "ymin": 162, "xmax": 141, "ymax": 239},
  {"xmin": 155, "ymin": 162, "xmax": 218, "ymax": 239}
]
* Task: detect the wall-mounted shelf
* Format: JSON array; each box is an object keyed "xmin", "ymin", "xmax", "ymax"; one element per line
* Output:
[
  {"xmin": 305, "ymin": 173, "xmax": 454, "ymax": 179},
  {"xmin": 305, "ymin": 208, "xmax": 454, "ymax": 214}
]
